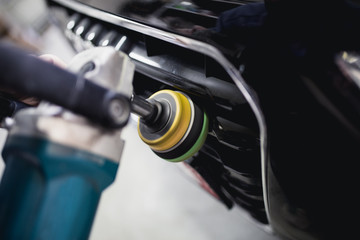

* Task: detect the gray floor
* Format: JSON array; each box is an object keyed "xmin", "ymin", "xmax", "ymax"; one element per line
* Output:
[{"xmin": 0, "ymin": 1, "xmax": 280, "ymax": 239}]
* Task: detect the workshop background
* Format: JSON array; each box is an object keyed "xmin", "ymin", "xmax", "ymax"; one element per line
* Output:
[{"xmin": 0, "ymin": 0, "xmax": 278, "ymax": 239}]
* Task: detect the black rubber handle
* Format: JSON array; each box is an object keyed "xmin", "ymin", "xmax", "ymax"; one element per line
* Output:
[{"xmin": 0, "ymin": 43, "xmax": 129, "ymax": 128}]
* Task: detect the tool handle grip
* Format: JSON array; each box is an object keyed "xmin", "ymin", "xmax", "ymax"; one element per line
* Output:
[{"xmin": 0, "ymin": 43, "xmax": 129, "ymax": 128}]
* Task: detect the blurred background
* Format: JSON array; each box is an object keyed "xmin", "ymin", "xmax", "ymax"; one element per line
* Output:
[{"xmin": 0, "ymin": 0, "xmax": 278, "ymax": 239}]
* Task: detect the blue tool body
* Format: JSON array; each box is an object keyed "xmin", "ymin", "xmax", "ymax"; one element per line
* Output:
[{"xmin": 0, "ymin": 135, "xmax": 118, "ymax": 240}]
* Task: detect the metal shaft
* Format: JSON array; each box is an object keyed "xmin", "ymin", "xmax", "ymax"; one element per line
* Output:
[{"xmin": 131, "ymin": 95, "xmax": 158, "ymax": 122}]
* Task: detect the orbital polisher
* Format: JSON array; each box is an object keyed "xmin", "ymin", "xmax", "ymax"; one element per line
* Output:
[{"xmin": 0, "ymin": 45, "xmax": 208, "ymax": 240}]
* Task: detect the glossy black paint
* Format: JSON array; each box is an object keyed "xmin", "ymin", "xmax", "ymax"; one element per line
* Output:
[{"xmin": 238, "ymin": 1, "xmax": 360, "ymax": 239}]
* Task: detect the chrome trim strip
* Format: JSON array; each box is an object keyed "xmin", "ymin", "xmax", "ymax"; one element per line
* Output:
[{"xmin": 50, "ymin": 0, "xmax": 270, "ymax": 224}]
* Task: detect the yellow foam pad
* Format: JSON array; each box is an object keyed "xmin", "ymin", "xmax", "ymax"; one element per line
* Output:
[{"xmin": 138, "ymin": 90, "xmax": 192, "ymax": 151}]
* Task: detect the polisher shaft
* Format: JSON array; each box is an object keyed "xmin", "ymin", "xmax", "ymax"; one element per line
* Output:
[{"xmin": 131, "ymin": 95, "xmax": 158, "ymax": 121}]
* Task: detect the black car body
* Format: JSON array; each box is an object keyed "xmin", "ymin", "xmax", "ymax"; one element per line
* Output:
[{"xmin": 45, "ymin": 1, "xmax": 360, "ymax": 239}]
